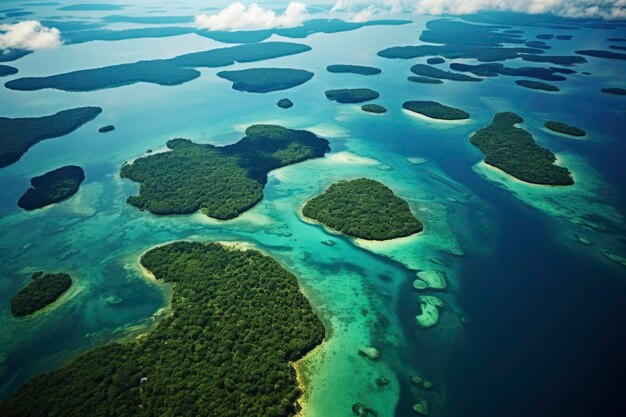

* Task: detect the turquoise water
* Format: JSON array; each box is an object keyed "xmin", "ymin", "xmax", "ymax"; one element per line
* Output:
[{"xmin": 1, "ymin": 5, "xmax": 626, "ymax": 417}]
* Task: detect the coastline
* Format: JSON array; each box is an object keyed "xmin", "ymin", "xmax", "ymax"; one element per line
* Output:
[{"xmin": 402, "ymin": 108, "xmax": 472, "ymax": 125}]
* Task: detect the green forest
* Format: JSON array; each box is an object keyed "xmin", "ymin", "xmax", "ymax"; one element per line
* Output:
[
  {"xmin": 1, "ymin": 242, "xmax": 325, "ymax": 417},
  {"xmin": 18, "ymin": 165, "xmax": 85, "ymax": 210},
  {"xmin": 216, "ymin": 68, "xmax": 314, "ymax": 93},
  {"xmin": 470, "ymin": 112, "xmax": 574, "ymax": 185},
  {"xmin": 120, "ymin": 125, "xmax": 330, "ymax": 219},
  {"xmin": 302, "ymin": 178, "xmax": 423, "ymax": 240},
  {"xmin": 325, "ymin": 88, "xmax": 380, "ymax": 104},
  {"xmin": 403, "ymin": 101, "xmax": 470, "ymax": 120},
  {"xmin": 545, "ymin": 120, "xmax": 586, "ymax": 137},
  {"xmin": 10, "ymin": 272, "xmax": 72, "ymax": 317},
  {"xmin": 0, "ymin": 107, "xmax": 101, "ymax": 168}
]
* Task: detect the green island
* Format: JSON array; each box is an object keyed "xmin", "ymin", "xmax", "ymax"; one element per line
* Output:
[
  {"xmin": 0, "ymin": 107, "xmax": 102, "ymax": 168},
  {"xmin": 515, "ymin": 80, "xmax": 560, "ymax": 92},
  {"xmin": 10, "ymin": 272, "xmax": 72, "ymax": 317},
  {"xmin": 610, "ymin": 45, "xmax": 626, "ymax": 51},
  {"xmin": 277, "ymin": 98, "xmax": 294, "ymax": 109},
  {"xmin": 521, "ymin": 54, "xmax": 586, "ymax": 65},
  {"xmin": 545, "ymin": 121, "xmax": 586, "ymax": 137},
  {"xmin": 0, "ymin": 242, "xmax": 324, "ymax": 416},
  {"xmin": 407, "ymin": 76, "xmax": 443, "ymax": 84},
  {"xmin": 556, "ymin": 35, "xmax": 573, "ymax": 40},
  {"xmin": 449, "ymin": 63, "xmax": 567, "ymax": 81},
  {"xmin": 378, "ymin": 19, "xmax": 544, "ymax": 63},
  {"xmin": 0, "ymin": 65, "xmax": 18, "ymax": 77},
  {"xmin": 470, "ymin": 112, "xmax": 574, "ymax": 185},
  {"xmin": 216, "ymin": 68, "xmax": 314, "ymax": 93},
  {"xmin": 537, "ymin": 34, "xmax": 554, "ymax": 40},
  {"xmin": 426, "ymin": 57, "xmax": 445, "ymax": 64},
  {"xmin": 0, "ymin": 49, "xmax": 31, "ymax": 63},
  {"xmin": 362, "ymin": 104, "xmax": 387, "ymax": 114},
  {"xmin": 18, "ymin": 165, "xmax": 85, "ymax": 210},
  {"xmin": 5, "ymin": 42, "xmax": 312, "ymax": 92},
  {"xmin": 403, "ymin": 101, "xmax": 470, "ymax": 121},
  {"xmin": 410, "ymin": 64, "xmax": 482, "ymax": 82},
  {"xmin": 325, "ymin": 88, "xmax": 380, "ymax": 104},
  {"xmin": 302, "ymin": 178, "xmax": 423, "ymax": 240},
  {"xmin": 120, "ymin": 125, "xmax": 330, "ymax": 219},
  {"xmin": 326, "ymin": 64, "xmax": 382, "ymax": 75},
  {"xmin": 602, "ymin": 87, "xmax": 626, "ymax": 95},
  {"xmin": 98, "ymin": 125, "xmax": 115, "ymax": 133},
  {"xmin": 576, "ymin": 49, "xmax": 626, "ymax": 60},
  {"xmin": 526, "ymin": 40, "xmax": 550, "ymax": 50}
]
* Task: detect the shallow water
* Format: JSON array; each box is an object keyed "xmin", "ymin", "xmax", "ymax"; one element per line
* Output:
[{"xmin": 1, "ymin": 3, "xmax": 626, "ymax": 417}]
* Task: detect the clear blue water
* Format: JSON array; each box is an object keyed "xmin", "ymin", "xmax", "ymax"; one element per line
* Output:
[{"xmin": 1, "ymin": 3, "xmax": 625, "ymax": 416}]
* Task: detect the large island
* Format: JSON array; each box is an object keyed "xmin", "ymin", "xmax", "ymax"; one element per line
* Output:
[
  {"xmin": 470, "ymin": 112, "xmax": 574, "ymax": 185},
  {"xmin": 10, "ymin": 272, "xmax": 72, "ymax": 317},
  {"xmin": 1, "ymin": 242, "xmax": 325, "ymax": 417},
  {"xmin": 121, "ymin": 125, "xmax": 330, "ymax": 219},
  {"xmin": 302, "ymin": 178, "xmax": 423, "ymax": 240},
  {"xmin": 18, "ymin": 165, "xmax": 85, "ymax": 210}
]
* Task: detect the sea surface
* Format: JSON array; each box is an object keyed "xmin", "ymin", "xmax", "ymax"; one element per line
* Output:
[{"xmin": 1, "ymin": 3, "xmax": 625, "ymax": 417}]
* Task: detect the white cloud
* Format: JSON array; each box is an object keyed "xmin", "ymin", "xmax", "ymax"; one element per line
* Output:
[
  {"xmin": 195, "ymin": 2, "xmax": 308, "ymax": 31},
  {"xmin": 0, "ymin": 20, "xmax": 62, "ymax": 50},
  {"xmin": 331, "ymin": 0, "xmax": 626, "ymax": 20}
]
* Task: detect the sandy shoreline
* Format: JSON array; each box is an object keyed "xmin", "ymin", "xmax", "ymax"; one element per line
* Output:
[{"xmin": 402, "ymin": 108, "xmax": 472, "ymax": 125}]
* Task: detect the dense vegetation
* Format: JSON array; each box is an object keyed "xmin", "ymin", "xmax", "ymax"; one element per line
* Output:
[
  {"xmin": 410, "ymin": 64, "xmax": 481, "ymax": 82},
  {"xmin": 326, "ymin": 64, "xmax": 381, "ymax": 75},
  {"xmin": 98, "ymin": 125, "xmax": 115, "ymax": 133},
  {"xmin": 0, "ymin": 242, "xmax": 324, "ymax": 417},
  {"xmin": 325, "ymin": 88, "xmax": 380, "ymax": 103},
  {"xmin": 18, "ymin": 165, "xmax": 85, "ymax": 210},
  {"xmin": 0, "ymin": 65, "xmax": 18, "ymax": 77},
  {"xmin": 0, "ymin": 49, "xmax": 31, "ymax": 63},
  {"xmin": 403, "ymin": 101, "xmax": 470, "ymax": 120},
  {"xmin": 426, "ymin": 57, "xmax": 445, "ymax": 65},
  {"xmin": 121, "ymin": 125, "xmax": 330, "ymax": 219},
  {"xmin": 602, "ymin": 87, "xmax": 626, "ymax": 95},
  {"xmin": 10, "ymin": 272, "xmax": 72, "ymax": 316},
  {"xmin": 449, "ymin": 63, "xmax": 567, "ymax": 81},
  {"xmin": 362, "ymin": 104, "xmax": 387, "ymax": 114},
  {"xmin": 576, "ymin": 49, "xmax": 626, "ymax": 60},
  {"xmin": 545, "ymin": 121, "xmax": 586, "ymax": 137},
  {"xmin": 407, "ymin": 76, "xmax": 443, "ymax": 84},
  {"xmin": 277, "ymin": 98, "xmax": 294, "ymax": 109},
  {"xmin": 515, "ymin": 80, "xmax": 560, "ymax": 91},
  {"xmin": 470, "ymin": 112, "xmax": 574, "ymax": 185},
  {"xmin": 526, "ymin": 40, "xmax": 550, "ymax": 50},
  {"xmin": 6, "ymin": 43, "xmax": 312, "ymax": 92},
  {"xmin": 521, "ymin": 54, "xmax": 586, "ymax": 65},
  {"xmin": 302, "ymin": 178, "xmax": 423, "ymax": 240},
  {"xmin": 0, "ymin": 107, "xmax": 102, "ymax": 168},
  {"xmin": 378, "ymin": 19, "xmax": 544, "ymax": 62},
  {"xmin": 216, "ymin": 68, "xmax": 314, "ymax": 93}
]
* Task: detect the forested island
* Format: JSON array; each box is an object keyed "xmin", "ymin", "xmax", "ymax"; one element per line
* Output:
[
  {"xmin": 408, "ymin": 76, "xmax": 443, "ymax": 84},
  {"xmin": 545, "ymin": 121, "xmax": 586, "ymax": 137},
  {"xmin": 0, "ymin": 65, "xmax": 18, "ymax": 77},
  {"xmin": 449, "ymin": 63, "xmax": 567, "ymax": 81},
  {"xmin": 410, "ymin": 64, "xmax": 481, "ymax": 82},
  {"xmin": 18, "ymin": 165, "xmax": 85, "ymax": 210},
  {"xmin": 325, "ymin": 88, "xmax": 380, "ymax": 103},
  {"xmin": 470, "ymin": 112, "xmax": 574, "ymax": 185},
  {"xmin": 0, "ymin": 242, "xmax": 324, "ymax": 416},
  {"xmin": 326, "ymin": 64, "xmax": 381, "ymax": 75},
  {"xmin": 362, "ymin": 104, "xmax": 387, "ymax": 114},
  {"xmin": 0, "ymin": 107, "xmax": 101, "ymax": 168},
  {"xmin": 403, "ymin": 101, "xmax": 470, "ymax": 120},
  {"xmin": 216, "ymin": 68, "xmax": 314, "ymax": 93},
  {"xmin": 515, "ymin": 80, "xmax": 560, "ymax": 92},
  {"xmin": 302, "ymin": 178, "xmax": 423, "ymax": 240},
  {"xmin": 121, "ymin": 125, "xmax": 330, "ymax": 219},
  {"xmin": 10, "ymin": 272, "xmax": 72, "ymax": 317},
  {"xmin": 98, "ymin": 125, "xmax": 115, "ymax": 133},
  {"xmin": 602, "ymin": 87, "xmax": 626, "ymax": 95}
]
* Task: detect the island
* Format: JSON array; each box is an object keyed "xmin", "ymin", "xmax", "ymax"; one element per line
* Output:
[
  {"xmin": 408, "ymin": 76, "xmax": 443, "ymax": 84},
  {"xmin": 362, "ymin": 104, "xmax": 387, "ymax": 114},
  {"xmin": 5, "ymin": 42, "xmax": 313, "ymax": 92},
  {"xmin": 556, "ymin": 35, "xmax": 573, "ymax": 40},
  {"xmin": 302, "ymin": 178, "xmax": 423, "ymax": 240},
  {"xmin": 0, "ymin": 65, "xmax": 18, "ymax": 77},
  {"xmin": 403, "ymin": 101, "xmax": 470, "ymax": 121},
  {"xmin": 120, "ymin": 125, "xmax": 330, "ymax": 220},
  {"xmin": 216, "ymin": 68, "xmax": 314, "ymax": 93},
  {"xmin": 526, "ymin": 40, "xmax": 550, "ymax": 50},
  {"xmin": 327, "ymin": 64, "xmax": 381, "ymax": 75},
  {"xmin": 1, "ymin": 242, "xmax": 324, "ymax": 416},
  {"xmin": 325, "ymin": 88, "xmax": 380, "ymax": 103},
  {"xmin": 470, "ymin": 112, "xmax": 574, "ymax": 185},
  {"xmin": 277, "ymin": 98, "xmax": 293, "ymax": 109},
  {"xmin": 449, "ymin": 63, "xmax": 567, "ymax": 81},
  {"xmin": 57, "ymin": 3, "xmax": 124, "ymax": 10},
  {"xmin": 426, "ymin": 57, "xmax": 445, "ymax": 65},
  {"xmin": 0, "ymin": 49, "xmax": 31, "ymax": 63},
  {"xmin": 410, "ymin": 64, "xmax": 481, "ymax": 82},
  {"xmin": 601, "ymin": 87, "xmax": 626, "ymax": 95},
  {"xmin": 521, "ymin": 55, "xmax": 586, "ymax": 65},
  {"xmin": 98, "ymin": 125, "xmax": 115, "ymax": 133},
  {"xmin": 515, "ymin": 80, "xmax": 560, "ymax": 92},
  {"xmin": 18, "ymin": 165, "xmax": 85, "ymax": 210},
  {"xmin": 10, "ymin": 272, "xmax": 72, "ymax": 317},
  {"xmin": 545, "ymin": 121, "xmax": 586, "ymax": 137},
  {"xmin": 576, "ymin": 49, "xmax": 626, "ymax": 60},
  {"xmin": 537, "ymin": 34, "xmax": 554, "ymax": 40},
  {"xmin": 0, "ymin": 107, "xmax": 102, "ymax": 168}
]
